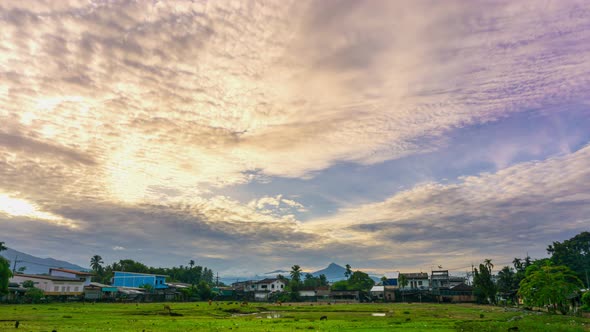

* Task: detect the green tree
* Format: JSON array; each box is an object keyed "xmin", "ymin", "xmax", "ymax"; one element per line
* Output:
[
  {"xmin": 582, "ymin": 291, "xmax": 590, "ymax": 311},
  {"xmin": 331, "ymin": 280, "xmax": 349, "ymax": 291},
  {"xmin": 24, "ymin": 287, "xmax": 44, "ymax": 303},
  {"xmin": 345, "ymin": 264, "xmax": 352, "ymax": 279},
  {"xmin": 547, "ymin": 231, "xmax": 590, "ymax": 288},
  {"xmin": 348, "ymin": 270, "xmax": 374, "ymax": 291},
  {"xmin": 318, "ymin": 274, "xmax": 328, "ymax": 286},
  {"xmin": 473, "ymin": 259, "xmax": 497, "ymax": 304},
  {"xmin": 17, "ymin": 266, "xmax": 26, "ymax": 273},
  {"xmin": 22, "ymin": 280, "xmax": 36, "ymax": 288},
  {"xmin": 140, "ymin": 283, "xmax": 154, "ymax": 293},
  {"xmin": 518, "ymin": 263, "xmax": 582, "ymax": 314},
  {"xmin": 90, "ymin": 255, "xmax": 104, "ymax": 272},
  {"xmin": 0, "ymin": 255, "xmax": 11, "ymax": 295},
  {"xmin": 398, "ymin": 274, "xmax": 409, "ymax": 302},
  {"xmin": 0, "ymin": 242, "xmax": 6, "ymax": 252},
  {"xmin": 290, "ymin": 265, "xmax": 302, "ymax": 283}
]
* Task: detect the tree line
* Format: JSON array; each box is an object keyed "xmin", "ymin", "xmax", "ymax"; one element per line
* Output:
[{"xmin": 473, "ymin": 231, "xmax": 590, "ymax": 314}]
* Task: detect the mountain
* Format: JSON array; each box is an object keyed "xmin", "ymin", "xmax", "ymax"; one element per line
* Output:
[
  {"xmin": 0, "ymin": 248, "xmax": 88, "ymax": 275},
  {"xmin": 311, "ymin": 262, "xmax": 348, "ymax": 282}
]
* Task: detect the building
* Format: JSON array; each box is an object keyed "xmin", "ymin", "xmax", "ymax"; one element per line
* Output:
[
  {"xmin": 449, "ymin": 276, "xmax": 466, "ymax": 288},
  {"xmin": 83, "ymin": 282, "xmax": 118, "ymax": 300},
  {"xmin": 400, "ymin": 272, "xmax": 430, "ymax": 290},
  {"xmin": 330, "ymin": 290, "xmax": 360, "ymax": 302},
  {"xmin": 298, "ymin": 286, "xmax": 330, "ymax": 302},
  {"xmin": 49, "ymin": 268, "xmax": 94, "ymax": 286},
  {"xmin": 10, "ymin": 273, "xmax": 85, "ymax": 296},
  {"xmin": 370, "ymin": 285, "xmax": 385, "ymax": 300},
  {"xmin": 382, "ymin": 271, "xmax": 399, "ymax": 287},
  {"xmin": 430, "ymin": 270, "xmax": 450, "ymax": 289},
  {"xmin": 250, "ymin": 278, "xmax": 287, "ymax": 301},
  {"xmin": 112, "ymin": 271, "xmax": 168, "ymax": 289}
]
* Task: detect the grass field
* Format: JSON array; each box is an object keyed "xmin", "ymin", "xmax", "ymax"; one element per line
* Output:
[{"xmin": 1, "ymin": 302, "xmax": 589, "ymax": 331}]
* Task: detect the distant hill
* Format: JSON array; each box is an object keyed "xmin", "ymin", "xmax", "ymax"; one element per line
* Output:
[
  {"xmin": 311, "ymin": 262, "xmax": 348, "ymax": 282},
  {"xmin": 0, "ymin": 248, "xmax": 88, "ymax": 275},
  {"xmin": 311, "ymin": 263, "xmax": 382, "ymax": 283}
]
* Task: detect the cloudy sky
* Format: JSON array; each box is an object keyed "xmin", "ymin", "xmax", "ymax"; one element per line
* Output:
[{"xmin": 1, "ymin": 0, "xmax": 589, "ymax": 277}]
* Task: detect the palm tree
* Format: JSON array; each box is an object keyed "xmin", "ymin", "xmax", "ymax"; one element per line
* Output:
[
  {"xmin": 189, "ymin": 260, "xmax": 195, "ymax": 269},
  {"xmin": 90, "ymin": 255, "xmax": 104, "ymax": 272},
  {"xmin": 290, "ymin": 265, "xmax": 302, "ymax": 283},
  {"xmin": 484, "ymin": 259, "xmax": 494, "ymax": 274},
  {"xmin": 0, "ymin": 242, "xmax": 6, "ymax": 252}
]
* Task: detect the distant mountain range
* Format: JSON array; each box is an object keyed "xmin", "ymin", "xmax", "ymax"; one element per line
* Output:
[
  {"xmin": 230, "ymin": 262, "xmax": 380, "ymax": 284},
  {"xmin": 311, "ymin": 262, "xmax": 348, "ymax": 281},
  {"xmin": 0, "ymin": 248, "xmax": 88, "ymax": 275}
]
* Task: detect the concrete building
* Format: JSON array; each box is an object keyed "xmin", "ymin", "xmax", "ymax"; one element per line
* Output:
[
  {"xmin": 112, "ymin": 271, "xmax": 168, "ymax": 289},
  {"xmin": 400, "ymin": 272, "xmax": 430, "ymax": 290},
  {"xmin": 10, "ymin": 273, "xmax": 86, "ymax": 296},
  {"xmin": 49, "ymin": 268, "xmax": 94, "ymax": 286}
]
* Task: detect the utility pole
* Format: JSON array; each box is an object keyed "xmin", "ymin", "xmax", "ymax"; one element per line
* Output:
[
  {"xmin": 11, "ymin": 255, "xmax": 21, "ymax": 274},
  {"xmin": 216, "ymin": 272, "xmax": 219, "ymax": 287}
]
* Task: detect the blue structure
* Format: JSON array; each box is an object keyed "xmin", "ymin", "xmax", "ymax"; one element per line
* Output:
[{"xmin": 112, "ymin": 271, "xmax": 168, "ymax": 289}]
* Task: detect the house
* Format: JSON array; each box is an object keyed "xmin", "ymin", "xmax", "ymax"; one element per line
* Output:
[
  {"xmin": 83, "ymin": 282, "xmax": 118, "ymax": 300},
  {"xmin": 382, "ymin": 271, "xmax": 399, "ymax": 287},
  {"xmin": 298, "ymin": 286, "xmax": 330, "ymax": 302},
  {"xmin": 370, "ymin": 285, "xmax": 385, "ymax": 300},
  {"xmin": 436, "ymin": 283, "xmax": 475, "ymax": 303},
  {"xmin": 112, "ymin": 271, "xmax": 168, "ymax": 289},
  {"xmin": 449, "ymin": 276, "xmax": 466, "ymax": 288},
  {"xmin": 330, "ymin": 290, "xmax": 360, "ymax": 302},
  {"xmin": 400, "ymin": 272, "xmax": 429, "ymax": 290},
  {"xmin": 430, "ymin": 270, "xmax": 450, "ymax": 289},
  {"xmin": 10, "ymin": 273, "xmax": 86, "ymax": 296},
  {"xmin": 250, "ymin": 278, "xmax": 287, "ymax": 301},
  {"xmin": 49, "ymin": 268, "xmax": 94, "ymax": 286}
]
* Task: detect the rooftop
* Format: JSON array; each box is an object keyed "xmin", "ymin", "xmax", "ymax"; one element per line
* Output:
[{"xmin": 50, "ymin": 267, "xmax": 94, "ymax": 276}]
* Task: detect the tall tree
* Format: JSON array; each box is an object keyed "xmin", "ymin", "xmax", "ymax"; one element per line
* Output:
[
  {"xmin": 398, "ymin": 274, "xmax": 409, "ymax": 302},
  {"xmin": 0, "ymin": 241, "xmax": 6, "ymax": 252},
  {"xmin": 347, "ymin": 270, "xmax": 374, "ymax": 291},
  {"xmin": 345, "ymin": 264, "xmax": 352, "ymax": 279},
  {"xmin": 0, "ymin": 257, "xmax": 11, "ymax": 295},
  {"xmin": 290, "ymin": 265, "xmax": 302, "ymax": 283},
  {"xmin": 90, "ymin": 255, "xmax": 104, "ymax": 272},
  {"xmin": 189, "ymin": 260, "xmax": 195, "ymax": 269},
  {"xmin": 473, "ymin": 259, "xmax": 497, "ymax": 304},
  {"xmin": 547, "ymin": 231, "xmax": 590, "ymax": 288},
  {"xmin": 518, "ymin": 262, "xmax": 582, "ymax": 314}
]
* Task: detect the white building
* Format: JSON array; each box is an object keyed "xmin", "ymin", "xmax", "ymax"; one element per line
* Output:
[
  {"xmin": 49, "ymin": 268, "xmax": 94, "ymax": 286},
  {"xmin": 10, "ymin": 274, "xmax": 86, "ymax": 296},
  {"xmin": 400, "ymin": 272, "xmax": 430, "ymax": 290},
  {"xmin": 245, "ymin": 278, "xmax": 287, "ymax": 301}
]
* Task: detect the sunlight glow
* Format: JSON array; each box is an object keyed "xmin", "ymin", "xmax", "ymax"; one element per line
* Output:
[{"xmin": 0, "ymin": 193, "xmax": 77, "ymax": 228}]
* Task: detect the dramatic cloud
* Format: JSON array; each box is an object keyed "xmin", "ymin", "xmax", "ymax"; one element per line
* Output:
[{"xmin": 1, "ymin": 0, "xmax": 589, "ymax": 273}]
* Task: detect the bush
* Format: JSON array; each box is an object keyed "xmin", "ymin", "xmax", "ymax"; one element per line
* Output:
[{"xmin": 582, "ymin": 292, "xmax": 590, "ymax": 311}]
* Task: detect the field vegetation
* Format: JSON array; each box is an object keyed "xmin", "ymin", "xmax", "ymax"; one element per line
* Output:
[{"xmin": 1, "ymin": 301, "xmax": 589, "ymax": 332}]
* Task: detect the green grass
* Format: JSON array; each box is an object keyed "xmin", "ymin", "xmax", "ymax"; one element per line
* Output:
[{"xmin": 0, "ymin": 302, "xmax": 588, "ymax": 331}]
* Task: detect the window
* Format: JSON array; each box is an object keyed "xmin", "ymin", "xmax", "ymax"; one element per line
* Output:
[
  {"xmin": 261, "ymin": 285, "xmax": 267, "ymax": 289},
  {"xmin": 61, "ymin": 286, "xmax": 66, "ymax": 292},
  {"xmin": 74, "ymin": 287, "xmax": 79, "ymax": 292},
  {"xmin": 54, "ymin": 286, "xmax": 59, "ymax": 292},
  {"xmin": 66, "ymin": 286, "xmax": 70, "ymax": 292},
  {"xmin": 271, "ymin": 284, "xmax": 275, "ymax": 289},
  {"xmin": 418, "ymin": 281, "xmax": 423, "ymax": 286},
  {"xmin": 280, "ymin": 284, "xmax": 284, "ymax": 289}
]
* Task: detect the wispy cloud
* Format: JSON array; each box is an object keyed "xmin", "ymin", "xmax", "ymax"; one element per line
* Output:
[{"xmin": 1, "ymin": 1, "xmax": 589, "ymax": 272}]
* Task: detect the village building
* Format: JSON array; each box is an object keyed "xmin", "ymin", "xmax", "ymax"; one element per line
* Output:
[
  {"xmin": 49, "ymin": 268, "xmax": 94, "ymax": 286},
  {"xmin": 10, "ymin": 273, "xmax": 86, "ymax": 296},
  {"xmin": 400, "ymin": 272, "xmax": 430, "ymax": 290},
  {"xmin": 112, "ymin": 271, "xmax": 168, "ymax": 289}
]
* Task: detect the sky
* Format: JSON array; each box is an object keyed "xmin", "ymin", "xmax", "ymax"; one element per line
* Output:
[{"xmin": 1, "ymin": 0, "xmax": 590, "ymax": 277}]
